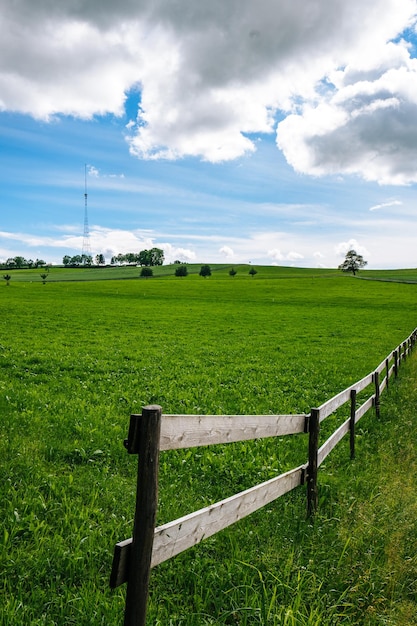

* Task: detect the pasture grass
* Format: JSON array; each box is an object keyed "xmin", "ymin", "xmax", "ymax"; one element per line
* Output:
[
  {"xmin": 2, "ymin": 263, "xmax": 338, "ymax": 283},
  {"xmin": 1, "ymin": 267, "xmax": 417, "ymax": 624}
]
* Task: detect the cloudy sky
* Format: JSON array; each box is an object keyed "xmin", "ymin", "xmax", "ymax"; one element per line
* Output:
[{"xmin": 1, "ymin": 0, "xmax": 417, "ymax": 268}]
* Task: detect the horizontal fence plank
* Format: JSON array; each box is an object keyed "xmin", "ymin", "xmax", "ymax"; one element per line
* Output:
[
  {"xmin": 376, "ymin": 351, "xmax": 394, "ymax": 375},
  {"xmin": 159, "ymin": 414, "xmax": 307, "ymax": 450},
  {"xmin": 318, "ymin": 372, "xmax": 373, "ymax": 421},
  {"xmin": 317, "ymin": 419, "xmax": 350, "ymax": 467},
  {"xmin": 379, "ymin": 377, "xmax": 387, "ymax": 394},
  {"xmin": 355, "ymin": 395, "xmax": 374, "ymax": 423},
  {"xmin": 112, "ymin": 466, "xmax": 305, "ymax": 586},
  {"xmin": 110, "ymin": 538, "xmax": 132, "ymax": 589},
  {"xmin": 318, "ymin": 389, "xmax": 351, "ymax": 422},
  {"xmin": 151, "ymin": 465, "xmax": 304, "ymax": 567},
  {"xmin": 354, "ymin": 372, "xmax": 374, "ymax": 394}
]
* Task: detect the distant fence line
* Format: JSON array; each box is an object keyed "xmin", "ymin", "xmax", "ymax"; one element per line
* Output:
[{"xmin": 111, "ymin": 327, "xmax": 417, "ymax": 626}]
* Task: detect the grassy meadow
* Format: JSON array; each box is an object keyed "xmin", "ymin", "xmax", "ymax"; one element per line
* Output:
[{"xmin": 1, "ymin": 265, "xmax": 417, "ymax": 624}]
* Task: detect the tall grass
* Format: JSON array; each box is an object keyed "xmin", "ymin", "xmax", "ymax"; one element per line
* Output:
[{"xmin": 1, "ymin": 269, "xmax": 417, "ymax": 624}]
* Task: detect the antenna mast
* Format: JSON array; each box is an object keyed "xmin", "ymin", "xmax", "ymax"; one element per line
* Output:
[{"xmin": 82, "ymin": 164, "xmax": 92, "ymax": 260}]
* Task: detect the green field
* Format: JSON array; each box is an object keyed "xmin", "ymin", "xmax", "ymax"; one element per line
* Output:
[{"xmin": 1, "ymin": 267, "xmax": 417, "ymax": 624}]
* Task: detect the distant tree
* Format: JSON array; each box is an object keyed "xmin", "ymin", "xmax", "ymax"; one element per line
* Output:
[
  {"xmin": 40, "ymin": 273, "xmax": 48, "ymax": 284},
  {"xmin": 140, "ymin": 266, "xmax": 153, "ymax": 278},
  {"xmin": 138, "ymin": 248, "xmax": 164, "ymax": 266},
  {"xmin": 95, "ymin": 253, "xmax": 105, "ymax": 266},
  {"xmin": 138, "ymin": 250, "xmax": 150, "ymax": 266},
  {"xmin": 175, "ymin": 265, "xmax": 188, "ymax": 277},
  {"xmin": 13, "ymin": 256, "xmax": 26, "ymax": 269},
  {"xmin": 338, "ymin": 249, "xmax": 367, "ymax": 276},
  {"xmin": 149, "ymin": 247, "xmax": 164, "ymax": 266},
  {"xmin": 199, "ymin": 265, "xmax": 212, "ymax": 278},
  {"xmin": 229, "ymin": 267, "xmax": 237, "ymax": 277},
  {"xmin": 124, "ymin": 252, "xmax": 137, "ymax": 265},
  {"xmin": 249, "ymin": 267, "xmax": 258, "ymax": 277},
  {"xmin": 6, "ymin": 258, "xmax": 16, "ymax": 269},
  {"xmin": 81, "ymin": 254, "xmax": 93, "ymax": 266},
  {"xmin": 70, "ymin": 254, "xmax": 82, "ymax": 266},
  {"xmin": 27, "ymin": 259, "xmax": 34, "ymax": 269},
  {"xmin": 62, "ymin": 255, "xmax": 72, "ymax": 266},
  {"xmin": 3, "ymin": 274, "xmax": 11, "ymax": 285}
]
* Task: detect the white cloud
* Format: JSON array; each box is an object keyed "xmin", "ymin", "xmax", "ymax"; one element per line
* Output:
[
  {"xmin": 1, "ymin": 0, "xmax": 416, "ymax": 176},
  {"xmin": 89, "ymin": 226, "xmax": 154, "ymax": 256},
  {"xmin": 277, "ymin": 40, "xmax": 417, "ymax": 184},
  {"xmin": 334, "ymin": 239, "xmax": 370, "ymax": 258},
  {"xmin": 369, "ymin": 199, "xmax": 403, "ymax": 211},
  {"xmin": 267, "ymin": 249, "xmax": 284, "ymax": 261},
  {"xmin": 287, "ymin": 251, "xmax": 304, "ymax": 261},
  {"xmin": 87, "ymin": 165, "xmax": 125, "ymax": 180},
  {"xmin": 160, "ymin": 243, "xmax": 196, "ymax": 263},
  {"xmin": 267, "ymin": 248, "xmax": 304, "ymax": 262},
  {"xmin": 219, "ymin": 246, "xmax": 234, "ymax": 258},
  {"xmin": 88, "ymin": 165, "xmax": 100, "ymax": 178}
]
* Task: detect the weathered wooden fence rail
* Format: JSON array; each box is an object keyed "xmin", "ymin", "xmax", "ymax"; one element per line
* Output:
[{"xmin": 111, "ymin": 327, "xmax": 417, "ymax": 625}]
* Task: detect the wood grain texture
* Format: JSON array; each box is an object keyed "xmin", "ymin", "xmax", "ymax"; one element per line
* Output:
[
  {"xmin": 159, "ymin": 413, "xmax": 306, "ymax": 450},
  {"xmin": 111, "ymin": 466, "xmax": 304, "ymax": 586},
  {"xmin": 317, "ymin": 418, "xmax": 350, "ymax": 467},
  {"xmin": 318, "ymin": 372, "xmax": 373, "ymax": 421}
]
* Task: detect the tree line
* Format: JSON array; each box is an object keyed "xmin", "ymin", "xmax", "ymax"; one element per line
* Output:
[
  {"xmin": 1, "ymin": 256, "xmax": 47, "ymax": 270},
  {"xmin": 62, "ymin": 248, "xmax": 165, "ymax": 267}
]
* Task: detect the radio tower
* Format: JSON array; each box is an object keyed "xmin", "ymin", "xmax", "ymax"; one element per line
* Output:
[{"xmin": 82, "ymin": 164, "xmax": 92, "ymax": 260}]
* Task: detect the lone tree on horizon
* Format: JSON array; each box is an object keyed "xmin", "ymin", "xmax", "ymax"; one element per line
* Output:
[{"xmin": 338, "ymin": 249, "xmax": 367, "ymax": 276}]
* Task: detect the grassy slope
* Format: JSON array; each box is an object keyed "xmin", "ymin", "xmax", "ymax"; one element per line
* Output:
[
  {"xmin": 3, "ymin": 264, "xmax": 417, "ymax": 284},
  {"xmin": 1, "ymin": 268, "xmax": 417, "ymax": 624},
  {"xmin": 2, "ymin": 264, "xmax": 338, "ymax": 283}
]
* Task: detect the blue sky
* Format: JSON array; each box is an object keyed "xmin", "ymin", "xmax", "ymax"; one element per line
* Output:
[{"xmin": 1, "ymin": 0, "xmax": 417, "ymax": 268}]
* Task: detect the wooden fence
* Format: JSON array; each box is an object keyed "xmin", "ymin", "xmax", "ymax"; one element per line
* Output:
[{"xmin": 110, "ymin": 328, "xmax": 417, "ymax": 625}]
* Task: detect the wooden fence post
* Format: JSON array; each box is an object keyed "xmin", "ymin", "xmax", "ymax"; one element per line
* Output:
[
  {"xmin": 307, "ymin": 408, "xmax": 320, "ymax": 517},
  {"xmin": 394, "ymin": 350, "xmax": 399, "ymax": 378},
  {"xmin": 374, "ymin": 371, "xmax": 380, "ymax": 418},
  {"xmin": 350, "ymin": 389, "xmax": 356, "ymax": 460},
  {"xmin": 124, "ymin": 405, "xmax": 162, "ymax": 626}
]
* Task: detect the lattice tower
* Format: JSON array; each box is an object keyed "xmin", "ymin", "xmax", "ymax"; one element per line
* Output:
[{"xmin": 82, "ymin": 164, "xmax": 92, "ymax": 258}]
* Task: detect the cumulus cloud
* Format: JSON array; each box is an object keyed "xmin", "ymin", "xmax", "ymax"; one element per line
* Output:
[
  {"xmin": 287, "ymin": 251, "xmax": 304, "ymax": 261},
  {"xmin": 277, "ymin": 39, "xmax": 417, "ymax": 184},
  {"xmin": 1, "ymin": 0, "xmax": 417, "ymax": 178},
  {"xmin": 334, "ymin": 239, "xmax": 370, "ymax": 258},
  {"xmin": 268, "ymin": 249, "xmax": 284, "ymax": 261},
  {"xmin": 267, "ymin": 248, "xmax": 304, "ymax": 262},
  {"xmin": 219, "ymin": 246, "xmax": 234, "ymax": 258},
  {"xmin": 161, "ymin": 243, "xmax": 196, "ymax": 263}
]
